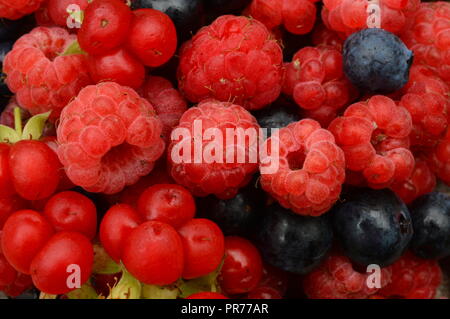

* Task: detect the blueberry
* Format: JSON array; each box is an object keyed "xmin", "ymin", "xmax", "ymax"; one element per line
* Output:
[
  {"xmin": 0, "ymin": 16, "xmax": 35, "ymax": 42},
  {"xmin": 343, "ymin": 28, "xmax": 413, "ymax": 93},
  {"xmin": 333, "ymin": 188, "xmax": 413, "ymax": 267},
  {"xmin": 409, "ymin": 192, "xmax": 450, "ymax": 260},
  {"xmin": 256, "ymin": 204, "xmax": 333, "ymax": 274},
  {"xmin": 0, "ymin": 40, "xmax": 14, "ymax": 111}
]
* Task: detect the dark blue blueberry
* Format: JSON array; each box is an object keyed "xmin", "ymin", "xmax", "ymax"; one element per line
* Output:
[
  {"xmin": 0, "ymin": 16, "xmax": 35, "ymax": 42},
  {"xmin": 333, "ymin": 188, "xmax": 413, "ymax": 267},
  {"xmin": 256, "ymin": 204, "xmax": 333, "ymax": 274},
  {"xmin": 409, "ymin": 192, "xmax": 450, "ymax": 260},
  {"xmin": 11, "ymin": 288, "xmax": 40, "ymax": 299},
  {"xmin": 343, "ymin": 28, "xmax": 413, "ymax": 93}
]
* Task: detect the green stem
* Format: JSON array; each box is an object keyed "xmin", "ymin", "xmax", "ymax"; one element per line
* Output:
[{"xmin": 13, "ymin": 107, "xmax": 22, "ymax": 136}]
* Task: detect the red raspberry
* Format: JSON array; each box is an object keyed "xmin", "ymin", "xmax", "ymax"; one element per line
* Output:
[
  {"xmin": 312, "ymin": 23, "xmax": 345, "ymax": 51},
  {"xmin": 246, "ymin": 0, "xmax": 319, "ymax": 35},
  {"xmin": 177, "ymin": 15, "xmax": 283, "ymax": 111},
  {"xmin": 3, "ymin": 27, "xmax": 91, "ymax": 118},
  {"xmin": 428, "ymin": 128, "xmax": 450, "ymax": 186},
  {"xmin": 141, "ymin": 76, "xmax": 188, "ymax": 143},
  {"xmin": 303, "ymin": 254, "xmax": 392, "ymax": 299},
  {"xmin": 391, "ymin": 157, "xmax": 436, "ymax": 204},
  {"xmin": 379, "ymin": 251, "xmax": 442, "ymax": 299},
  {"xmin": 328, "ymin": 95, "xmax": 415, "ymax": 189},
  {"xmin": 322, "ymin": 0, "xmax": 421, "ymax": 37},
  {"xmin": 0, "ymin": 0, "xmax": 44, "ymax": 20},
  {"xmin": 57, "ymin": 82, "xmax": 165, "ymax": 194},
  {"xmin": 168, "ymin": 99, "xmax": 260, "ymax": 199},
  {"xmin": 283, "ymin": 46, "xmax": 357, "ymax": 127},
  {"xmin": 260, "ymin": 119, "xmax": 346, "ymax": 216},
  {"xmin": 400, "ymin": 2, "xmax": 450, "ymax": 86}
]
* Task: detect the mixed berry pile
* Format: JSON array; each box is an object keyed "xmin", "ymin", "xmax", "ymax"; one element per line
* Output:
[{"xmin": 0, "ymin": 0, "xmax": 449, "ymax": 300}]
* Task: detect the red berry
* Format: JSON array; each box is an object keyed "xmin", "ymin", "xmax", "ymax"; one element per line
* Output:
[
  {"xmin": 43, "ymin": 191, "xmax": 97, "ymax": 240},
  {"xmin": 257, "ymin": 263, "xmax": 290, "ymax": 296},
  {"xmin": 122, "ymin": 221, "xmax": 184, "ymax": 285},
  {"xmin": 0, "ymin": 143, "xmax": 14, "ymax": 198},
  {"xmin": 186, "ymin": 292, "xmax": 228, "ymax": 299},
  {"xmin": 9, "ymin": 140, "xmax": 61, "ymax": 201},
  {"xmin": 247, "ymin": 286, "xmax": 282, "ymax": 299},
  {"xmin": 0, "ymin": 272, "xmax": 33, "ymax": 297},
  {"xmin": 1, "ymin": 210, "xmax": 54, "ymax": 274},
  {"xmin": 0, "ymin": 253, "xmax": 17, "ymax": 287},
  {"xmin": 30, "ymin": 231, "xmax": 94, "ymax": 295},
  {"xmin": 47, "ymin": 0, "xmax": 89, "ymax": 27},
  {"xmin": 126, "ymin": 9, "xmax": 177, "ymax": 67},
  {"xmin": 0, "ymin": 195, "xmax": 28, "ymax": 230},
  {"xmin": 99, "ymin": 204, "xmax": 142, "ymax": 263},
  {"xmin": 137, "ymin": 184, "xmax": 196, "ymax": 229},
  {"xmin": 219, "ymin": 236, "xmax": 263, "ymax": 295},
  {"xmin": 0, "ymin": 0, "xmax": 44, "ymax": 20},
  {"xmin": 178, "ymin": 218, "xmax": 225, "ymax": 279},
  {"xmin": 78, "ymin": 0, "xmax": 132, "ymax": 56},
  {"xmin": 88, "ymin": 48, "xmax": 146, "ymax": 89}
]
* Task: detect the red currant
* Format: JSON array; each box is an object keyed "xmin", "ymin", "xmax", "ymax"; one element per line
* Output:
[
  {"xmin": 178, "ymin": 218, "xmax": 225, "ymax": 279},
  {"xmin": 44, "ymin": 191, "xmax": 97, "ymax": 240},
  {"xmin": 122, "ymin": 221, "xmax": 184, "ymax": 286},
  {"xmin": 1, "ymin": 210, "xmax": 54, "ymax": 274},
  {"xmin": 0, "ymin": 253, "xmax": 17, "ymax": 287},
  {"xmin": 0, "ymin": 195, "xmax": 28, "ymax": 230},
  {"xmin": 126, "ymin": 8, "xmax": 177, "ymax": 67},
  {"xmin": 137, "ymin": 184, "xmax": 195, "ymax": 229},
  {"xmin": 99, "ymin": 204, "xmax": 142, "ymax": 262},
  {"xmin": 1, "ymin": 272, "xmax": 33, "ymax": 297},
  {"xmin": 47, "ymin": 0, "xmax": 89, "ymax": 27},
  {"xmin": 0, "ymin": 143, "xmax": 14, "ymax": 198},
  {"xmin": 219, "ymin": 236, "xmax": 263, "ymax": 295},
  {"xmin": 247, "ymin": 286, "xmax": 282, "ymax": 299}
]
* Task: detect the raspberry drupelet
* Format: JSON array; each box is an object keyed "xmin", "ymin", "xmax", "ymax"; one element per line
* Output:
[
  {"xmin": 328, "ymin": 95, "xmax": 415, "ymax": 189},
  {"xmin": 3, "ymin": 27, "xmax": 91, "ymax": 119},
  {"xmin": 57, "ymin": 82, "xmax": 165, "ymax": 195},
  {"xmin": 168, "ymin": 99, "xmax": 260, "ymax": 199},
  {"xmin": 303, "ymin": 254, "xmax": 392, "ymax": 299},
  {"xmin": 428, "ymin": 128, "xmax": 450, "ymax": 186},
  {"xmin": 312, "ymin": 23, "xmax": 345, "ymax": 51},
  {"xmin": 259, "ymin": 119, "xmax": 346, "ymax": 216},
  {"xmin": 0, "ymin": 0, "xmax": 44, "ymax": 20},
  {"xmin": 177, "ymin": 15, "xmax": 283, "ymax": 111}
]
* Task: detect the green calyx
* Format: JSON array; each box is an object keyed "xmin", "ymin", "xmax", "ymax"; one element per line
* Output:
[
  {"xmin": 61, "ymin": 40, "xmax": 86, "ymax": 56},
  {"xmin": 107, "ymin": 267, "xmax": 142, "ymax": 300},
  {"xmin": 0, "ymin": 108, "xmax": 51, "ymax": 144}
]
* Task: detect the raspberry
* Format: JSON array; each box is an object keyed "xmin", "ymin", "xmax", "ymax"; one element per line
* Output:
[
  {"xmin": 379, "ymin": 251, "xmax": 442, "ymax": 299},
  {"xmin": 391, "ymin": 157, "xmax": 436, "ymax": 204},
  {"xmin": 428, "ymin": 128, "xmax": 450, "ymax": 186},
  {"xmin": 177, "ymin": 15, "xmax": 283, "ymax": 111},
  {"xmin": 3, "ymin": 27, "xmax": 92, "ymax": 118},
  {"xmin": 322, "ymin": 0, "xmax": 421, "ymax": 36},
  {"xmin": 303, "ymin": 254, "xmax": 392, "ymax": 299},
  {"xmin": 312, "ymin": 23, "xmax": 345, "ymax": 51},
  {"xmin": 283, "ymin": 46, "xmax": 357, "ymax": 127},
  {"xmin": 328, "ymin": 95, "xmax": 415, "ymax": 189},
  {"xmin": 0, "ymin": 0, "xmax": 44, "ymax": 20},
  {"xmin": 57, "ymin": 82, "xmax": 165, "ymax": 194},
  {"xmin": 168, "ymin": 99, "xmax": 260, "ymax": 199},
  {"xmin": 400, "ymin": 2, "xmax": 450, "ymax": 86},
  {"xmin": 259, "ymin": 119, "xmax": 346, "ymax": 216},
  {"xmin": 246, "ymin": 0, "xmax": 319, "ymax": 35},
  {"xmin": 141, "ymin": 76, "xmax": 188, "ymax": 143}
]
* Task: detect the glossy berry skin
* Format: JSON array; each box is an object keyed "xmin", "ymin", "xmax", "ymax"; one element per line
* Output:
[
  {"xmin": 333, "ymin": 188, "xmax": 413, "ymax": 267},
  {"xmin": 47, "ymin": 0, "xmax": 89, "ymax": 27},
  {"xmin": 0, "ymin": 143, "xmax": 13, "ymax": 198},
  {"xmin": 99, "ymin": 204, "xmax": 143, "ymax": 263},
  {"xmin": 126, "ymin": 9, "xmax": 177, "ymax": 67},
  {"xmin": 247, "ymin": 286, "xmax": 282, "ymax": 299},
  {"xmin": 137, "ymin": 184, "xmax": 195, "ymax": 229},
  {"xmin": 0, "ymin": 0, "xmax": 44, "ymax": 20},
  {"xmin": 178, "ymin": 219, "xmax": 225, "ymax": 279},
  {"xmin": 0, "ymin": 195, "xmax": 27, "ymax": 229},
  {"xmin": 409, "ymin": 192, "xmax": 450, "ymax": 260},
  {"xmin": 186, "ymin": 292, "xmax": 228, "ymax": 299},
  {"xmin": 1, "ymin": 210, "xmax": 54, "ymax": 274},
  {"xmin": 0, "ymin": 253, "xmax": 17, "ymax": 287},
  {"xmin": 122, "ymin": 221, "xmax": 184, "ymax": 285},
  {"xmin": 43, "ymin": 191, "xmax": 97, "ymax": 240},
  {"xmin": 30, "ymin": 231, "xmax": 94, "ymax": 295},
  {"xmin": 343, "ymin": 28, "xmax": 413, "ymax": 93},
  {"xmin": 9, "ymin": 140, "xmax": 61, "ymax": 201},
  {"xmin": 219, "ymin": 236, "xmax": 263, "ymax": 295},
  {"xmin": 256, "ymin": 204, "xmax": 333, "ymax": 274},
  {"xmin": 0, "ymin": 272, "xmax": 33, "ymax": 297},
  {"xmin": 88, "ymin": 48, "xmax": 145, "ymax": 89},
  {"xmin": 78, "ymin": 0, "xmax": 132, "ymax": 56}
]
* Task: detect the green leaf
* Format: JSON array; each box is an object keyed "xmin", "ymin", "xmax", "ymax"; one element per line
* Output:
[
  {"xmin": 21, "ymin": 111, "xmax": 51, "ymax": 141},
  {"xmin": 39, "ymin": 292, "xmax": 57, "ymax": 299},
  {"xmin": 66, "ymin": 282, "xmax": 98, "ymax": 299},
  {"xmin": 92, "ymin": 244, "xmax": 121, "ymax": 275},
  {"xmin": 0, "ymin": 125, "xmax": 20, "ymax": 144},
  {"xmin": 107, "ymin": 269, "xmax": 141, "ymax": 299},
  {"xmin": 61, "ymin": 40, "xmax": 86, "ymax": 56},
  {"xmin": 142, "ymin": 284, "xmax": 179, "ymax": 299}
]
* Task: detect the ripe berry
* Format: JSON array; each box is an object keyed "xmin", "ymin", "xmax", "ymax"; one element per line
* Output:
[
  {"xmin": 409, "ymin": 192, "xmax": 450, "ymax": 260},
  {"xmin": 343, "ymin": 28, "xmax": 414, "ymax": 93},
  {"xmin": 0, "ymin": 253, "xmax": 17, "ymax": 287},
  {"xmin": 30, "ymin": 231, "xmax": 94, "ymax": 295},
  {"xmin": 0, "ymin": 0, "xmax": 44, "ymax": 20},
  {"xmin": 9, "ymin": 140, "xmax": 61, "ymax": 201},
  {"xmin": 247, "ymin": 286, "xmax": 282, "ymax": 299},
  {"xmin": 333, "ymin": 188, "xmax": 413, "ymax": 267},
  {"xmin": 137, "ymin": 184, "xmax": 195, "ymax": 229},
  {"xmin": 0, "ymin": 272, "xmax": 33, "ymax": 297},
  {"xmin": 88, "ymin": 48, "xmax": 145, "ymax": 89},
  {"xmin": 0, "ymin": 195, "xmax": 27, "ymax": 229},
  {"xmin": 43, "ymin": 191, "xmax": 97, "ymax": 240},
  {"xmin": 428, "ymin": 128, "xmax": 450, "ymax": 185},
  {"xmin": 126, "ymin": 9, "xmax": 177, "ymax": 67},
  {"xmin": 186, "ymin": 292, "xmax": 228, "ymax": 299},
  {"xmin": 122, "ymin": 221, "xmax": 184, "ymax": 285},
  {"xmin": 178, "ymin": 218, "xmax": 224, "ymax": 279},
  {"xmin": 0, "ymin": 143, "xmax": 13, "ymax": 198},
  {"xmin": 1, "ymin": 210, "xmax": 54, "ymax": 274},
  {"xmin": 78, "ymin": 0, "xmax": 132, "ymax": 56},
  {"xmin": 99, "ymin": 204, "xmax": 142, "ymax": 263},
  {"xmin": 219, "ymin": 236, "xmax": 263, "ymax": 295},
  {"xmin": 47, "ymin": 0, "xmax": 89, "ymax": 27},
  {"xmin": 256, "ymin": 204, "xmax": 333, "ymax": 274}
]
